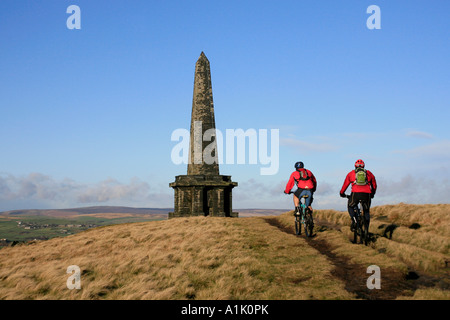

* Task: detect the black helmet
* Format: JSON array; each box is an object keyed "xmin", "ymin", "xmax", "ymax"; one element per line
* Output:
[{"xmin": 294, "ymin": 161, "xmax": 304, "ymax": 169}]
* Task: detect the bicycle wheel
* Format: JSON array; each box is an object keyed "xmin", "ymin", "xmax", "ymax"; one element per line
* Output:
[
  {"xmin": 303, "ymin": 216, "xmax": 309, "ymax": 237},
  {"xmin": 295, "ymin": 216, "xmax": 301, "ymax": 235},
  {"xmin": 361, "ymin": 216, "xmax": 369, "ymax": 245},
  {"xmin": 304, "ymin": 210, "xmax": 313, "ymax": 237},
  {"xmin": 352, "ymin": 216, "xmax": 358, "ymax": 244},
  {"xmin": 357, "ymin": 217, "xmax": 365, "ymax": 244},
  {"xmin": 308, "ymin": 211, "xmax": 314, "ymax": 236}
]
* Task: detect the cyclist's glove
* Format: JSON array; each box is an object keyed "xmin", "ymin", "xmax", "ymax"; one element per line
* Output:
[{"xmin": 340, "ymin": 192, "xmax": 346, "ymax": 198}]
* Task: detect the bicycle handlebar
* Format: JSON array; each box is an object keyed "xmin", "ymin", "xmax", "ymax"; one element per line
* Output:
[{"xmin": 286, "ymin": 191, "xmax": 309, "ymax": 198}]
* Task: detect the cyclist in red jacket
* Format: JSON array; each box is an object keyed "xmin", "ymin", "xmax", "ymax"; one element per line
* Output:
[
  {"xmin": 284, "ymin": 161, "xmax": 317, "ymax": 215},
  {"xmin": 340, "ymin": 159, "xmax": 377, "ymax": 230}
]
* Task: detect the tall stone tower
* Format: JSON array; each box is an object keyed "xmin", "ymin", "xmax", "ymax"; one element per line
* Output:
[{"xmin": 169, "ymin": 52, "xmax": 238, "ymax": 218}]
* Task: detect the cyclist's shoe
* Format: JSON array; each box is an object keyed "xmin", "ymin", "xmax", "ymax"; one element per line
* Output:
[
  {"xmin": 293, "ymin": 207, "xmax": 301, "ymax": 216},
  {"xmin": 350, "ymin": 220, "xmax": 356, "ymax": 232}
]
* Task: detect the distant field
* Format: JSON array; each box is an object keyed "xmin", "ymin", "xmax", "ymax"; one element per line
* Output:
[
  {"xmin": 0, "ymin": 206, "xmax": 170, "ymax": 245},
  {"xmin": 0, "ymin": 206, "xmax": 171, "ymax": 218},
  {"xmin": 0, "ymin": 214, "xmax": 166, "ymax": 244}
]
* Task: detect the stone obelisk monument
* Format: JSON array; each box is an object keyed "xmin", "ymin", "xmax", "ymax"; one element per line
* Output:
[{"xmin": 169, "ymin": 52, "xmax": 238, "ymax": 218}]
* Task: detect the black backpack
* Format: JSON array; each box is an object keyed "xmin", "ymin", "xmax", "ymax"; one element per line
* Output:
[{"xmin": 297, "ymin": 169, "xmax": 310, "ymax": 181}]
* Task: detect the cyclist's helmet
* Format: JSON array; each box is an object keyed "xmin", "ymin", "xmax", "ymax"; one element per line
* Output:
[
  {"xmin": 355, "ymin": 159, "xmax": 365, "ymax": 168},
  {"xmin": 294, "ymin": 161, "xmax": 304, "ymax": 169}
]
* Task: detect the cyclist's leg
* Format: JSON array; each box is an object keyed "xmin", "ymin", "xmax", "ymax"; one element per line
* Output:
[
  {"xmin": 347, "ymin": 193, "xmax": 357, "ymax": 219},
  {"xmin": 293, "ymin": 188, "xmax": 303, "ymax": 214},
  {"xmin": 293, "ymin": 194, "xmax": 300, "ymax": 207},
  {"xmin": 347, "ymin": 193, "xmax": 358, "ymax": 229}
]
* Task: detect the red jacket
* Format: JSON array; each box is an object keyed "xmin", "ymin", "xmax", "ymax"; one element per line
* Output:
[
  {"xmin": 340, "ymin": 169, "xmax": 377, "ymax": 195},
  {"xmin": 285, "ymin": 169, "xmax": 317, "ymax": 193}
]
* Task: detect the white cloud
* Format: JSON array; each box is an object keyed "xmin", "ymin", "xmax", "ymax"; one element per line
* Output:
[
  {"xmin": 77, "ymin": 177, "xmax": 150, "ymax": 203},
  {"xmin": 0, "ymin": 173, "xmax": 172, "ymax": 211},
  {"xmin": 233, "ymin": 173, "xmax": 450, "ymax": 211},
  {"xmin": 315, "ymin": 181, "xmax": 334, "ymax": 196},
  {"xmin": 1, "ymin": 170, "xmax": 448, "ymax": 212},
  {"xmin": 406, "ymin": 130, "xmax": 434, "ymax": 139},
  {"xmin": 394, "ymin": 140, "xmax": 450, "ymax": 159},
  {"xmin": 376, "ymin": 175, "xmax": 450, "ymax": 204}
]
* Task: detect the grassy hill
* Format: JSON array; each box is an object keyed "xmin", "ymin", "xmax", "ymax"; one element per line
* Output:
[
  {"xmin": 0, "ymin": 207, "xmax": 285, "ymax": 244},
  {"xmin": 0, "ymin": 204, "xmax": 448, "ymax": 300}
]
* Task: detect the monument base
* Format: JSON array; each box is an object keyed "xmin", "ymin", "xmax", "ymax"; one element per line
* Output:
[
  {"xmin": 168, "ymin": 211, "xmax": 239, "ymax": 219},
  {"xmin": 169, "ymin": 175, "xmax": 238, "ymax": 218}
]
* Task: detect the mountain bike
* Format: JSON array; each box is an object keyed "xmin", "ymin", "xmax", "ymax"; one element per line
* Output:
[
  {"xmin": 291, "ymin": 193, "xmax": 314, "ymax": 237},
  {"xmin": 346, "ymin": 194, "xmax": 369, "ymax": 245}
]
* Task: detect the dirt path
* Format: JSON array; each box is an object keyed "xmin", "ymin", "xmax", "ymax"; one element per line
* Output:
[{"xmin": 264, "ymin": 217, "xmax": 418, "ymax": 300}]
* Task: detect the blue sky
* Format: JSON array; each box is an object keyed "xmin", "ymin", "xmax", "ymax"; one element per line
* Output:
[{"xmin": 0, "ymin": 0, "xmax": 449, "ymax": 211}]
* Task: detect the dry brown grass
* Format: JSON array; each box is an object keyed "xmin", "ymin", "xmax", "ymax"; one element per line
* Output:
[
  {"xmin": 312, "ymin": 204, "xmax": 450, "ymax": 270},
  {"xmin": 276, "ymin": 212, "xmax": 409, "ymax": 273},
  {"xmin": 0, "ymin": 203, "xmax": 448, "ymax": 300},
  {"xmin": 371, "ymin": 203, "xmax": 450, "ymax": 229},
  {"xmin": 369, "ymin": 204, "xmax": 449, "ymax": 272},
  {"xmin": 0, "ymin": 216, "xmax": 353, "ymax": 300},
  {"xmin": 312, "ymin": 204, "xmax": 450, "ymax": 293}
]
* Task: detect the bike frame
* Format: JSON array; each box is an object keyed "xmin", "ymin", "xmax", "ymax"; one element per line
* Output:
[
  {"xmin": 344, "ymin": 194, "xmax": 369, "ymax": 245},
  {"xmin": 294, "ymin": 195, "xmax": 313, "ymax": 237},
  {"xmin": 350, "ymin": 198, "xmax": 368, "ymax": 245},
  {"xmin": 352, "ymin": 202, "xmax": 362, "ymax": 226}
]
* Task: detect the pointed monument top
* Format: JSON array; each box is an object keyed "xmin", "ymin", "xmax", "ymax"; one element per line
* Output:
[{"xmin": 198, "ymin": 51, "xmax": 209, "ymax": 62}]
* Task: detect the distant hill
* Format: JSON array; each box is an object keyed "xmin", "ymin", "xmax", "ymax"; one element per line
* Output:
[
  {"xmin": 238, "ymin": 209, "xmax": 289, "ymax": 217},
  {"xmin": 0, "ymin": 206, "xmax": 172, "ymax": 217},
  {"xmin": 0, "ymin": 207, "xmax": 289, "ymax": 218}
]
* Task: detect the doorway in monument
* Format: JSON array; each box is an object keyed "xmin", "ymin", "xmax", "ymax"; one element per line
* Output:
[
  {"xmin": 203, "ymin": 187, "xmax": 212, "ymax": 216},
  {"xmin": 224, "ymin": 188, "xmax": 231, "ymax": 217}
]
